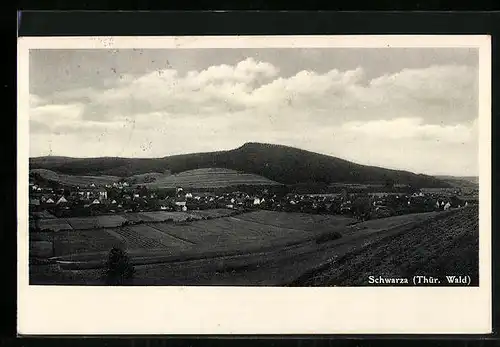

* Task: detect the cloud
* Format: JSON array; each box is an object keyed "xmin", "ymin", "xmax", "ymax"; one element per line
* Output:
[
  {"xmin": 28, "ymin": 57, "xmax": 479, "ymax": 175},
  {"xmin": 341, "ymin": 117, "xmax": 477, "ymax": 144}
]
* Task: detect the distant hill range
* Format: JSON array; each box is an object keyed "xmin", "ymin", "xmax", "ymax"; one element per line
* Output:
[
  {"xmin": 435, "ymin": 175, "xmax": 479, "ymax": 188},
  {"xmin": 29, "ymin": 142, "xmax": 451, "ymax": 188}
]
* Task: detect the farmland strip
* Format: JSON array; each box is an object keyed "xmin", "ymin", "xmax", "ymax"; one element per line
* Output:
[{"xmin": 146, "ymin": 224, "xmax": 197, "ymax": 245}]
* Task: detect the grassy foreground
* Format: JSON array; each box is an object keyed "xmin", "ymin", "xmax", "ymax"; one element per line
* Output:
[{"xmin": 291, "ymin": 206, "xmax": 479, "ymax": 286}]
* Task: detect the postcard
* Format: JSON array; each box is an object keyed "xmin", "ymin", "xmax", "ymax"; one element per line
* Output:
[{"xmin": 17, "ymin": 35, "xmax": 491, "ymax": 334}]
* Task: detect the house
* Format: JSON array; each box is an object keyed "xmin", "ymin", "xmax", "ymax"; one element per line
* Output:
[
  {"xmin": 185, "ymin": 193, "xmax": 193, "ymax": 199},
  {"xmin": 29, "ymin": 199, "xmax": 40, "ymax": 206},
  {"xmin": 111, "ymin": 200, "xmax": 117, "ymax": 204},
  {"xmin": 99, "ymin": 190, "xmax": 108, "ymax": 200},
  {"xmin": 444, "ymin": 202, "xmax": 451, "ymax": 211},
  {"xmin": 253, "ymin": 198, "xmax": 261, "ymax": 205},
  {"xmin": 56, "ymin": 196, "xmax": 68, "ymax": 205},
  {"xmin": 46, "ymin": 198, "xmax": 55, "ymax": 204},
  {"xmin": 92, "ymin": 199, "xmax": 100, "ymax": 205},
  {"xmin": 181, "ymin": 205, "xmax": 188, "ymax": 212}
]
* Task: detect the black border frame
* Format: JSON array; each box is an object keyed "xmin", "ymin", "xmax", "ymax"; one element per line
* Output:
[{"xmin": 8, "ymin": 10, "xmax": 500, "ymax": 345}]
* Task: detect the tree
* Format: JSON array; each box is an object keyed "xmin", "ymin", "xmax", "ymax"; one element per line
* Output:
[
  {"xmin": 102, "ymin": 247, "xmax": 135, "ymax": 285},
  {"xmin": 352, "ymin": 196, "xmax": 372, "ymax": 221}
]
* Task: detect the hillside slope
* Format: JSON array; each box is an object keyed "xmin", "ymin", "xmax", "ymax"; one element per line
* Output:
[
  {"xmin": 140, "ymin": 168, "xmax": 281, "ymax": 189},
  {"xmin": 30, "ymin": 168, "xmax": 120, "ymax": 187},
  {"xmin": 292, "ymin": 206, "xmax": 479, "ymax": 286},
  {"xmin": 30, "ymin": 142, "xmax": 451, "ymax": 188},
  {"xmin": 435, "ymin": 175, "xmax": 479, "ymax": 188}
]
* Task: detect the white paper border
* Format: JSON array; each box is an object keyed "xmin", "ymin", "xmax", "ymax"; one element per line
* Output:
[{"xmin": 17, "ymin": 35, "xmax": 492, "ymax": 335}]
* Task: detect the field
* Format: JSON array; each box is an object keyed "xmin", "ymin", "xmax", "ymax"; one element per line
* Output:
[
  {"xmin": 33, "ymin": 210, "xmax": 226, "ymax": 233},
  {"xmin": 189, "ymin": 208, "xmax": 237, "ymax": 219},
  {"xmin": 38, "ymin": 219, "xmax": 73, "ymax": 231},
  {"xmin": 291, "ymin": 206, "xmax": 479, "ymax": 286},
  {"xmin": 140, "ymin": 168, "xmax": 281, "ymax": 189},
  {"xmin": 29, "ymin": 206, "xmax": 478, "ymax": 286}
]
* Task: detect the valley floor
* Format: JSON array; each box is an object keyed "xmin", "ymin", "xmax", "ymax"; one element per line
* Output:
[{"xmin": 29, "ymin": 207, "xmax": 479, "ymax": 286}]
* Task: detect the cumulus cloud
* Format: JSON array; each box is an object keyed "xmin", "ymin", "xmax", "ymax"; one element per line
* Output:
[
  {"xmin": 28, "ymin": 56, "xmax": 480, "ymax": 175},
  {"xmin": 342, "ymin": 117, "xmax": 477, "ymax": 144}
]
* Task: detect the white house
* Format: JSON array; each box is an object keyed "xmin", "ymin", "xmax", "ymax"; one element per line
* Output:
[
  {"xmin": 29, "ymin": 199, "xmax": 40, "ymax": 206},
  {"xmin": 160, "ymin": 205, "xmax": 168, "ymax": 210},
  {"xmin": 56, "ymin": 196, "xmax": 68, "ymax": 205},
  {"xmin": 253, "ymin": 198, "xmax": 261, "ymax": 205},
  {"xmin": 92, "ymin": 199, "xmax": 100, "ymax": 205},
  {"xmin": 46, "ymin": 198, "xmax": 55, "ymax": 204},
  {"xmin": 444, "ymin": 202, "xmax": 451, "ymax": 211},
  {"xmin": 111, "ymin": 200, "xmax": 117, "ymax": 204},
  {"xmin": 181, "ymin": 205, "xmax": 188, "ymax": 212},
  {"xmin": 185, "ymin": 193, "xmax": 193, "ymax": 199}
]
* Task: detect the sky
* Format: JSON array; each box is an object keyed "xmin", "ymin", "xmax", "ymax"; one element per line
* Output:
[{"xmin": 29, "ymin": 48, "xmax": 479, "ymax": 176}]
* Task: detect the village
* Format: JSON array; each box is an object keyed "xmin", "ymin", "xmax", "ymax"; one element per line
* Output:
[{"xmin": 28, "ymin": 173, "xmax": 478, "ymax": 222}]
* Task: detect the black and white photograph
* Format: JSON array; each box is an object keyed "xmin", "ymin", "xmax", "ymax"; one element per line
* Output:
[
  {"xmin": 17, "ymin": 35, "xmax": 491, "ymax": 334},
  {"xmin": 26, "ymin": 42, "xmax": 484, "ymax": 287}
]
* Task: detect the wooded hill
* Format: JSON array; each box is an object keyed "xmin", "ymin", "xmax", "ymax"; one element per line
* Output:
[{"xmin": 30, "ymin": 142, "xmax": 451, "ymax": 188}]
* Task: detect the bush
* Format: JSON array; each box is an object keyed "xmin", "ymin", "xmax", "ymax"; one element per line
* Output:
[
  {"xmin": 102, "ymin": 247, "xmax": 135, "ymax": 285},
  {"xmin": 315, "ymin": 231, "xmax": 342, "ymax": 244}
]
